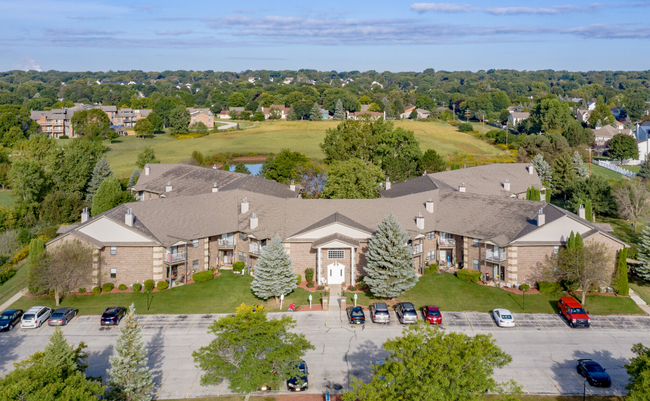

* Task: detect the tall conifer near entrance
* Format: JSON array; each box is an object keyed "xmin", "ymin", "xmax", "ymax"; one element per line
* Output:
[
  {"xmin": 251, "ymin": 236, "xmax": 297, "ymax": 302},
  {"xmin": 86, "ymin": 157, "xmax": 114, "ymax": 203},
  {"xmin": 364, "ymin": 214, "xmax": 418, "ymax": 298}
]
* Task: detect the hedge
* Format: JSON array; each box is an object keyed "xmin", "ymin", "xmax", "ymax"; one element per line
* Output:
[
  {"xmin": 132, "ymin": 283, "xmax": 142, "ymax": 292},
  {"xmin": 538, "ymin": 281, "xmax": 562, "ymax": 293},
  {"xmin": 305, "ymin": 268, "xmax": 314, "ymax": 282},
  {"xmin": 92, "ymin": 286, "xmax": 101, "ymax": 295},
  {"xmin": 157, "ymin": 281, "xmax": 169, "ymax": 290},
  {"xmin": 296, "ymin": 274, "xmax": 302, "ymax": 285},
  {"xmin": 306, "ymin": 282, "xmax": 314, "ymax": 288},
  {"xmin": 233, "ymin": 261, "xmax": 245, "ymax": 273},
  {"xmin": 144, "ymin": 279, "xmax": 155, "ymax": 292},
  {"xmin": 102, "ymin": 283, "xmax": 114, "ymax": 292},
  {"xmin": 356, "ymin": 281, "xmax": 369, "ymax": 291},
  {"xmin": 520, "ymin": 284, "xmax": 530, "ymax": 292},
  {"xmin": 78, "ymin": 288, "xmax": 86, "ymax": 294},
  {"xmin": 118, "ymin": 284, "xmax": 127, "ymax": 291},
  {"xmin": 193, "ymin": 269, "xmax": 214, "ymax": 284},
  {"xmin": 456, "ymin": 269, "xmax": 481, "ymax": 283},
  {"xmin": 0, "ymin": 265, "xmax": 16, "ymax": 284}
]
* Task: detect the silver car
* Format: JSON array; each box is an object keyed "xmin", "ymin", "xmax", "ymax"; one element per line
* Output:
[
  {"xmin": 21, "ymin": 306, "xmax": 52, "ymax": 329},
  {"xmin": 370, "ymin": 302, "xmax": 390, "ymax": 324},
  {"xmin": 395, "ymin": 302, "xmax": 418, "ymax": 324}
]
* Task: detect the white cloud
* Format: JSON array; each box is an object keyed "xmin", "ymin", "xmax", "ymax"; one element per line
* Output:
[
  {"xmin": 18, "ymin": 55, "xmax": 41, "ymax": 71},
  {"xmin": 156, "ymin": 30, "xmax": 193, "ymax": 35},
  {"xmin": 410, "ymin": 3, "xmax": 477, "ymax": 13},
  {"xmin": 486, "ymin": 4, "xmax": 603, "ymax": 15},
  {"xmin": 46, "ymin": 28, "xmax": 124, "ymax": 36}
]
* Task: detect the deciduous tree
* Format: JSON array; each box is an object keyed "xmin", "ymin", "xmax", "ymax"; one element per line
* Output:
[
  {"xmin": 251, "ymin": 236, "xmax": 297, "ymax": 302},
  {"xmin": 625, "ymin": 343, "xmax": 650, "ymax": 400},
  {"xmin": 91, "ymin": 176, "xmax": 133, "ymax": 216},
  {"xmin": 263, "ymin": 149, "xmax": 310, "ymax": 184},
  {"xmin": 136, "ymin": 147, "xmax": 160, "ymax": 170},
  {"xmin": 609, "ymin": 133, "xmax": 639, "ymax": 163},
  {"xmin": 169, "ymin": 105, "xmax": 190, "ymax": 135},
  {"xmin": 71, "ymin": 109, "xmax": 111, "ymax": 139},
  {"xmin": 614, "ymin": 178, "xmax": 650, "ymax": 232},
  {"xmin": 322, "ymin": 158, "xmax": 384, "ymax": 199},
  {"xmin": 133, "ymin": 118, "xmax": 154, "ymax": 138}
]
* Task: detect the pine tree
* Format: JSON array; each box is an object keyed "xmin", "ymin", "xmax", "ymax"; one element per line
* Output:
[
  {"xmin": 584, "ymin": 199, "xmax": 593, "ymax": 222},
  {"xmin": 566, "ymin": 231, "xmax": 575, "ymax": 249},
  {"xmin": 334, "ymin": 99, "xmax": 345, "ymax": 120},
  {"xmin": 552, "ymin": 152, "xmax": 577, "ymax": 197},
  {"xmin": 86, "ymin": 157, "xmax": 114, "ymax": 203},
  {"xmin": 572, "ymin": 151, "xmax": 589, "ymax": 178},
  {"xmin": 43, "ymin": 327, "xmax": 77, "ymax": 375},
  {"xmin": 286, "ymin": 106, "xmax": 296, "ymax": 121},
  {"xmin": 28, "ymin": 238, "xmax": 44, "ymax": 265},
  {"xmin": 127, "ymin": 168, "xmax": 140, "ymax": 188},
  {"xmin": 543, "ymin": 181, "xmax": 551, "ymax": 202},
  {"xmin": 636, "ymin": 226, "xmax": 650, "ymax": 281},
  {"xmin": 107, "ymin": 304, "xmax": 154, "ymax": 401},
  {"xmin": 532, "ymin": 154, "xmax": 552, "ymax": 185},
  {"xmin": 364, "ymin": 214, "xmax": 418, "ymax": 298},
  {"xmin": 526, "ymin": 186, "xmax": 541, "ymax": 201},
  {"xmin": 613, "ymin": 248, "xmax": 629, "ymax": 296},
  {"xmin": 638, "ymin": 158, "xmax": 650, "ymax": 180},
  {"xmin": 310, "ymin": 103, "xmax": 322, "ymax": 121},
  {"xmin": 250, "ymin": 236, "xmax": 297, "ymax": 302},
  {"xmin": 575, "ymin": 232, "xmax": 583, "ymax": 249},
  {"xmin": 91, "ymin": 176, "xmax": 125, "ymax": 216}
]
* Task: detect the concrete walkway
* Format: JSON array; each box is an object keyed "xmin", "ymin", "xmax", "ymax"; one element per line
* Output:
[
  {"xmin": 0, "ymin": 288, "xmax": 27, "ymax": 312},
  {"xmin": 329, "ymin": 284, "xmax": 341, "ymax": 311},
  {"xmin": 629, "ymin": 289, "xmax": 650, "ymax": 315},
  {"xmin": 216, "ymin": 121, "xmax": 238, "ymax": 130}
]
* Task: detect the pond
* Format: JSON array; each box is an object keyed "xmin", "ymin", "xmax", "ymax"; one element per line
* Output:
[{"xmin": 223, "ymin": 164, "xmax": 262, "ymax": 176}]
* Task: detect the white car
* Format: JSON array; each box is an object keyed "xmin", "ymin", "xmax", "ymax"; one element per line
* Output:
[
  {"xmin": 21, "ymin": 306, "xmax": 52, "ymax": 329},
  {"xmin": 492, "ymin": 308, "xmax": 516, "ymax": 328}
]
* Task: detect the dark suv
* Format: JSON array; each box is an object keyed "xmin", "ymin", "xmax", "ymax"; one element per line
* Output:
[
  {"xmin": 346, "ymin": 306, "xmax": 366, "ymax": 325},
  {"xmin": 101, "ymin": 306, "xmax": 126, "ymax": 326},
  {"xmin": 395, "ymin": 302, "xmax": 418, "ymax": 324}
]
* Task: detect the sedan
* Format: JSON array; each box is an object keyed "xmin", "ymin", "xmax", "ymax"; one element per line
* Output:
[
  {"xmin": 577, "ymin": 359, "xmax": 611, "ymax": 387},
  {"xmin": 100, "ymin": 306, "xmax": 126, "ymax": 326},
  {"xmin": 287, "ymin": 361, "xmax": 309, "ymax": 392},
  {"xmin": 422, "ymin": 306, "xmax": 442, "ymax": 325},
  {"xmin": 492, "ymin": 308, "xmax": 516, "ymax": 328},
  {"xmin": 346, "ymin": 306, "xmax": 366, "ymax": 325},
  {"xmin": 0, "ymin": 309, "xmax": 23, "ymax": 332},
  {"xmin": 48, "ymin": 307, "xmax": 78, "ymax": 326}
]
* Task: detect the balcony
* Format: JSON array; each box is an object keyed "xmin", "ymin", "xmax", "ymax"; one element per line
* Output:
[
  {"xmin": 438, "ymin": 237, "xmax": 455, "ymax": 248},
  {"xmin": 412, "ymin": 244, "xmax": 423, "ymax": 255},
  {"xmin": 164, "ymin": 251, "xmax": 186, "ymax": 264},
  {"xmin": 248, "ymin": 243, "xmax": 266, "ymax": 255},
  {"xmin": 485, "ymin": 250, "xmax": 506, "ymax": 263},
  {"xmin": 218, "ymin": 238, "xmax": 235, "ymax": 247}
]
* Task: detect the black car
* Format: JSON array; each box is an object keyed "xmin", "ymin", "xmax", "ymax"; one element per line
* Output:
[
  {"xmin": 346, "ymin": 306, "xmax": 366, "ymax": 325},
  {"xmin": 0, "ymin": 309, "xmax": 23, "ymax": 332},
  {"xmin": 287, "ymin": 361, "xmax": 309, "ymax": 392},
  {"xmin": 48, "ymin": 307, "xmax": 78, "ymax": 326},
  {"xmin": 577, "ymin": 359, "xmax": 611, "ymax": 387},
  {"xmin": 100, "ymin": 306, "xmax": 126, "ymax": 326}
]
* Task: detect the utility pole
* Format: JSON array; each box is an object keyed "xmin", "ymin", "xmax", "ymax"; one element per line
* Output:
[{"xmin": 587, "ymin": 147, "xmax": 592, "ymax": 176}]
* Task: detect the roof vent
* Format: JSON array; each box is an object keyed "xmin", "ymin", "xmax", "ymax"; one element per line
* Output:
[
  {"xmin": 212, "ymin": 182, "xmax": 218, "ymax": 193},
  {"xmin": 125, "ymin": 209, "xmax": 135, "ymax": 227},
  {"xmin": 250, "ymin": 212, "xmax": 258, "ymax": 229},
  {"xmin": 425, "ymin": 199, "xmax": 434, "ymax": 214},
  {"xmin": 241, "ymin": 197, "xmax": 249, "ymax": 214},
  {"xmin": 537, "ymin": 208, "xmax": 545, "ymax": 227},
  {"xmin": 459, "ymin": 182, "xmax": 466, "ymax": 193},
  {"xmin": 528, "ymin": 163, "xmax": 535, "ymax": 175},
  {"xmin": 81, "ymin": 207, "xmax": 89, "ymax": 223},
  {"xmin": 385, "ymin": 177, "xmax": 391, "ymax": 190},
  {"xmin": 144, "ymin": 164, "xmax": 150, "ymax": 176},
  {"xmin": 416, "ymin": 212, "xmax": 425, "ymax": 230},
  {"xmin": 166, "ymin": 181, "xmax": 172, "ymax": 192},
  {"xmin": 290, "ymin": 179, "xmax": 296, "ymax": 192},
  {"xmin": 504, "ymin": 178, "xmax": 510, "ymax": 191}
]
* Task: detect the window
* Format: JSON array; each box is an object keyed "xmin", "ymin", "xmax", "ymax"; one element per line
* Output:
[
  {"xmin": 192, "ymin": 239, "xmax": 199, "ymax": 248},
  {"xmin": 427, "ymin": 251, "xmax": 435, "ymax": 260},
  {"xmin": 238, "ymin": 252, "xmax": 247, "ymax": 262},
  {"xmin": 328, "ymin": 249, "xmax": 344, "ymax": 259},
  {"xmin": 192, "ymin": 260, "xmax": 199, "ymax": 270},
  {"xmin": 426, "ymin": 232, "xmax": 435, "ymax": 240},
  {"xmin": 553, "ymin": 246, "xmax": 559, "ymax": 254},
  {"xmin": 473, "ymin": 259, "xmax": 479, "ymax": 270},
  {"xmin": 110, "ymin": 268, "xmax": 117, "ymax": 279},
  {"xmin": 473, "ymin": 238, "xmax": 479, "ymax": 247},
  {"xmin": 110, "ymin": 247, "xmax": 117, "ymax": 255}
]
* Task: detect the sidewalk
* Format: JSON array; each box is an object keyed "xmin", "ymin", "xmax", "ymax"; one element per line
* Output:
[
  {"xmin": 629, "ymin": 289, "xmax": 650, "ymax": 315},
  {"xmin": 0, "ymin": 287, "xmax": 27, "ymax": 312}
]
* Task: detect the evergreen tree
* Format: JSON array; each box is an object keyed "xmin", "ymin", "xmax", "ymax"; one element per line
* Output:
[
  {"xmin": 575, "ymin": 232, "xmax": 583, "ymax": 249},
  {"xmin": 107, "ymin": 304, "xmax": 154, "ymax": 401},
  {"xmin": 552, "ymin": 152, "xmax": 577, "ymax": 197},
  {"xmin": 382, "ymin": 97, "xmax": 394, "ymax": 118},
  {"xmin": 364, "ymin": 214, "xmax": 418, "ymax": 298},
  {"xmin": 572, "ymin": 151, "xmax": 589, "ymax": 178},
  {"xmin": 251, "ymin": 236, "xmax": 297, "ymax": 302},
  {"xmin": 286, "ymin": 105, "xmax": 296, "ymax": 121},
  {"xmin": 584, "ymin": 199, "xmax": 593, "ymax": 222},
  {"xmin": 636, "ymin": 226, "xmax": 650, "ymax": 281},
  {"xmin": 91, "ymin": 176, "xmax": 127, "ymax": 216},
  {"xmin": 310, "ymin": 103, "xmax": 322, "ymax": 121},
  {"xmin": 638, "ymin": 158, "xmax": 650, "ymax": 180},
  {"xmin": 420, "ymin": 149, "xmax": 446, "ymax": 173},
  {"xmin": 43, "ymin": 327, "xmax": 78, "ymax": 374},
  {"xmin": 85, "ymin": 157, "xmax": 114, "ymax": 203},
  {"xmin": 566, "ymin": 231, "xmax": 575, "ymax": 250},
  {"xmin": 127, "ymin": 168, "xmax": 140, "ymax": 188},
  {"xmin": 543, "ymin": 182, "xmax": 551, "ymax": 202},
  {"xmin": 532, "ymin": 154, "xmax": 552, "ymax": 185},
  {"xmin": 234, "ymin": 163, "xmax": 251, "ymax": 174},
  {"xmin": 28, "ymin": 237, "xmax": 44, "ymax": 265},
  {"xmin": 333, "ymin": 99, "xmax": 345, "ymax": 121},
  {"xmin": 613, "ymin": 248, "xmax": 629, "ymax": 296},
  {"xmin": 526, "ymin": 186, "xmax": 541, "ymax": 201}
]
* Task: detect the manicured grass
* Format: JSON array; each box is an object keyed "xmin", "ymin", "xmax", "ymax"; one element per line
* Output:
[
  {"xmin": 0, "ymin": 261, "xmax": 28, "ymax": 308},
  {"xmin": 350, "ymin": 274, "xmax": 642, "ymax": 315},
  {"xmin": 8, "ymin": 270, "xmax": 313, "ymax": 315},
  {"xmin": 104, "ymin": 120, "xmax": 505, "ymax": 177},
  {"xmin": 590, "ymin": 164, "xmax": 625, "ymax": 180},
  {"xmin": 0, "ymin": 190, "xmax": 14, "ymax": 207},
  {"xmin": 597, "ymin": 215, "xmax": 644, "ymax": 246},
  {"xmin": 623, "ymin": 165, "xmax": 641, "ymax": 173},
  {"xmin": 629, "ymin": 275, "xmax": 650, "ymax": 305}
]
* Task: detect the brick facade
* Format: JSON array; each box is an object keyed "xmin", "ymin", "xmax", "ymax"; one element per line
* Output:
[{"xmin": 99, "ymin": 246, "xmax": 154, "ymax": 286}]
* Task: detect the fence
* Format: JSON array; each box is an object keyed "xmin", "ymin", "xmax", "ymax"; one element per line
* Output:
[{"xmin": 593, "ymin": 160, "xmax": 636, "ymax": 178}]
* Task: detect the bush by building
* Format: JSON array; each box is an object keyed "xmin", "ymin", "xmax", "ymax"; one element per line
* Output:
[
  {"xmin": 456, "ymin": 269, "xmax": 481, "ymax": 283},
  {"xmin": 132, "ymin": 283, "xmax": 142, "ymax": 292},
  {"xmin": 192, "ymin": 269, "xmax": 214, "ymax": 283},
  {"xmin": 156, "ymin": 281, "xmax": 169, "ymax": 290},
  {"xmin": 92, "ymin": 286, "xmax": 101, "ymax": 295},
  {"xmin": 102, "ymin": 282, "xmax": 114, "ymax": 292}
]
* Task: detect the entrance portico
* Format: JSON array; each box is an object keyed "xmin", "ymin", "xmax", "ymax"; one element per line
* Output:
[{"xmin": 314, "ymin": 235, "xmax": 359, "ymax": 286}]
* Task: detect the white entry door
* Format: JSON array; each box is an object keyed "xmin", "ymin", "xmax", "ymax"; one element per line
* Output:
[{"xmin": 327, "ymin": 262, "xmax": 345, "ymax": 285}]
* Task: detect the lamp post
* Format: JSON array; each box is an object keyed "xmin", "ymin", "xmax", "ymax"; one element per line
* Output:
[
  {"xmin": 583, "ymin": 374, "xmax": 586, "ymax": 401},
  {"xmin": 146, "ymin": 289, "xmax": 151, "ymax": 311}
]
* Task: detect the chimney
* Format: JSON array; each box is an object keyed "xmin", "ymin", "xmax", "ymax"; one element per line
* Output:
[
  {"xmin": 416, "ymin": 213, "xmax": 425, "ymax": 230},
  {"xmin": 241, "ymin": 197, "xmax": 249, "ymax": 214},
  {"xmin": 537, "ymin": 208, "xmax": 545, "ymax": 227},
  {"xmin": 212, "ymin": 182, "xmax": 218, "ymax": 193},
  {"xmin": 165, "ymin": 181, "xmax": 172, "ymax": 192},
  {"xmin": 290, "ymin": 179, "xmax": 296, "ymax": 192},
  {"xmin": 385, "ymin": 177, "xmax": 391, "ymax": 190},
  {"xmin": 144, "ymin": 164, "xmax": 150, "ymax": 176},
  {"xmin": 503, "ymin": 178, "xmax": 510, "ymax": 191},
  {"xmin": 459, "ymin": 182, "xmax": 466, "ymax": 193},
  {"xmin": 528, "ymin": 163, "xmax": 535, "ymax": 175},
  {"xmin": 125, "ymin": 209, "xmax": 135, "ymax": 227},
  {"xmin": 81, "ymin": 208, "xmax": 89, "ymax": 223},
  {"xmin": 425, "ymin": 198, "xmax": 434, "ymax": 213},
  {"xmin": 578, "ymin": 204, "xmax": 586, "ymax": 219},
  {"xmin": 250, "ymin": 212, "xmax": 258, "ymax": 229},
  {"xmin": 212, "ymin": 164, "xmax": 217, "ymax": 169}
]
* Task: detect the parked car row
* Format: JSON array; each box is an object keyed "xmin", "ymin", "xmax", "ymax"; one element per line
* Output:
[{"xmin": 0, "ymin": 305, "xmax": 128, "ymax": 331}]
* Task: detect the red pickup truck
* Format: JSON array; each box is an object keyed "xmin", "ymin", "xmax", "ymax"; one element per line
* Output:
[{"xmin": 558, "ymin": 297, "xmax": 590, "ymax": 328}]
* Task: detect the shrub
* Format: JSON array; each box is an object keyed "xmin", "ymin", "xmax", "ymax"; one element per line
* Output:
[
  {"xmin": 306, "ymin": 281, "xmax": 315, "ymax": 288},
  {"xmin": 348, "ymin": 286, "xmax": 357, "ymax": 291},
  {"xmin": 537, "ymin": 281, "xmax": 563, "ymax": 293},
  {"xmin": 316, "ymin": 285, "xmax": 325, "ymax": 290},
  {"xmin": 118, "ymin": 284, "xmax": 127, "ymax": 290},
  {"xmin": 132, "ymin": 283, "xmax": 142, "ymax": 292},
  {"xmin": 92, "ymin": 286, "xmax": 101, "ymax": 295},
  {"xmin": 520, "ymin": 284, "xmax": 530, "ymax": 292},
  {"xmin": 423, "ymin": 267, "xmax": 431, "ymax": 275},
  {"xmin": 144, "ymin": 279, "xmax": 155, "ymax": 292},
  {"xmin": 233, "ymin": 261, "xmax": 245, "ymax": 274},
  {"xmin": 192, "ymin": 269, "xmax": 214, "ymax": 283},
  {"xmin": 102, "ymin": 282, "xmax": 114, "ymax": 292},
  {"xmin": 430, "ymin": 263, "xmax": 438, "ymax": 270},
  {"xmin": 456, "ymin": 269, "xmax": 481, "ymax": 283},
  {"xmin": 305, "ymin": 268, "xmax": 314, "ymax": 282},
  {"xmin": 157, "ymin": 280, "xmax": 169, "ymax": 290},
  {"xmin": 78, "ymin": 288, "xmax": 86, "ymax": 293},
  {"xmin": 458, "ymin": 122, "xmax": 474, "ymax": 133},
  {"xmin": 296, "ymin": 274, "xmax": 302, "ymax": 285},
  {"xmin": 59, "ymin": 135, "xmax": 69, "ymax": 139},
  {"xmin": 17, "ymin": 228, "xmax": 32, "ymax": 245},
  {"xmin": 12, "ymin": 245, "xmax": 30, "ymax": 264},
  {"xmin": 0, "ymin": 264, "xmax": 16, "ymax": 284},
  {"xmin": 356, "ymin": 281, "xmax": 369, "ymax": 291}
]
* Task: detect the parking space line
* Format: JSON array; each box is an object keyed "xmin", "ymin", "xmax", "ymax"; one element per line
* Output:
[
  {"xmin": 186, "ymin": 314, "xmax": 198, "ymax": 334},
  {"xmin": 311, "ymin": 371, "xmax": 315, "ymax": 394},
  {"xmin": 462, "ymin": 312, "xmax": 473, "ymax": 331},
  {"xmin": 217, "ymin": 378, "xmax": 225, "ymax": 395},
  {"xmin": 186, "ymin": 371, "xmax": 200, "ymax": 398},
  {"xmin": 441, "ymin": 314, "xmax": 447, "ymax": 330},
  {"xmin": 513, "ymin": 317, "xmax": 521, "ymax": 330},
  {"xmin": 542, "ymin": 370, "xmax": 561, "ymax": 394},
  {"xmin": 603, "ymin": 315, "xmax": 620, "ymax": 331},
  {"xmin": 154, "ymin": 372, "xmax": 170, "ymax": 399},
  {"xmin": 627, "ymin": 316, "xmax": 643, "ymax": 331},
  {"xmin": 570, "ymin": 371, "xmax": 591, "ymax": 395},
  {"xmin": 488, "ymin": 313, "xmax": 497, "ymax": 328},
  {"xmin": 514, "ymin": 370, "xmax": 529, "ymax": 394},
  {"xmin": 86, "ymin": 318, "xmax": 100, "ymax": 334},
  {"xmin": 533, "ymin": 314, "xmax": 547, "ymax": 330},
  {"xmin": 162, "ymin": 315, "xmax": 174, "ymax": 333}
]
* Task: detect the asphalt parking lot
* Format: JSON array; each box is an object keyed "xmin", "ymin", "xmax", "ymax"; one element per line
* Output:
[{"xmin": 1, "ymin": 310, "xmax": 649, "ymax": 398}]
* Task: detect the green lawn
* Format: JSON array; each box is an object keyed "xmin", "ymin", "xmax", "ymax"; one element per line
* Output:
[
  {"xmin": 486, "ymin": 397, "xmax": 622, "ymax": 401},
  {"xmin": 597, "ymin": 215, "xmax": 643, "ymax": 245},
  {"xmin": 590, "ymin": 164, "xmax": 625, "ymax": 180},
  {"xmin": 8, "ymin": 270, "xmax": 313, "ymax": 315},
  {"xmin": 0, "ymin": 190, "xmax": 14, "ymax": 207},
  {"xmin": 0, "ymin": 261, "xmax": 28, "ymax": 307},
  {"xmin": 349, "ymin": 274, "xmax": 642, "ymax": 315},
  {"xmin": 623, "ymin": 165, "xmax": 641, "ymax": 173},
  {"xmin": 104, "ymin": 120, "xmax": 506, "ymax": 177},
  {"xmin": 629, "ymin": 275, "xmax": 650, "ymax": 304}
]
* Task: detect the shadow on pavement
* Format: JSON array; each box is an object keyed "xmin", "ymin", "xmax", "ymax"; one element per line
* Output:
[
  {"xmin": 344, "ymin": 339, "xmax": 387, "ymax": 389},
  {"xmin": 549, "ymin": 348, "xmax": 629, "ymax": 396}
]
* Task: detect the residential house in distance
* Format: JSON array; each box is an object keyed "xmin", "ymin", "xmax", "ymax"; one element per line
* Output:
[
  {"xmin": 507, "ymin": 112, "xmax": 530, "ymax": 126},
  {"xmin": 415, "ymin": 108, "xmax": 431, "ymax": 119},
  {"xmin": 262, "ymin": 104, "xmax": 290, "ymax": 119},
  {"xmin": 577, "ymin": 109, "xmax": 590, "ymax": 122},
  {"xmin": 188, "ymin": 108, "xmax": 215, "ymax": 128},
  {"xmin": 48, "ymin": 163, "xmax": 623, "ymax": 291},
  {"xmin": 218, "ymin": 107, "xmax": 245, "ymax": 119},
  {"xmin": 593, "ymin": 124, "xmax": 634, "ymax": 146},
  {"xmin": 347, "ymin": 110, "xmax": 385, "ymax": 120},
  {"xmin": 400, "ymin": 105, "xmax": 417, "ymax": 119}
]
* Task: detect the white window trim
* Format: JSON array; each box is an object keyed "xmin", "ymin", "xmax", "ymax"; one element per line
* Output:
[{"xmin": 328, "ymin": 249, "xmax": 345, "ymax": 259}]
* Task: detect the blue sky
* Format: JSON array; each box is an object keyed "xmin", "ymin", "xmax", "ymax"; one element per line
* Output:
[{"xmin": 2, "ymin": 0, "xmax": 649, "ymax": 72}]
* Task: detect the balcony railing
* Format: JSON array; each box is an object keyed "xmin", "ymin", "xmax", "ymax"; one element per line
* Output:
[
  {"xmin": 248, "ymin": 244, "xmax": 266, "ymax": 255},
  {"xmin": 412, "ymin": 244, "xmax": 423, "ymax": 255},
  {"xmin": 485, "ymin": 250, "xmax": 506, "ymax": 263},
  {"xmin": 438, "ymin": 237, "xmax": 455, "ymax": 248},
  {"xmin": 218, "ymin": 238, "xmax": 235, "ymax": 247},
  {"xmin": 164, "ymin": 251, "xmax": 186, "ymax": 263}
]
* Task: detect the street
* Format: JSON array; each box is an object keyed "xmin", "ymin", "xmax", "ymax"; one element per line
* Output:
[{"xmin": 0, "ymin": 310, "xmax": 648, "ymax": 398}]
